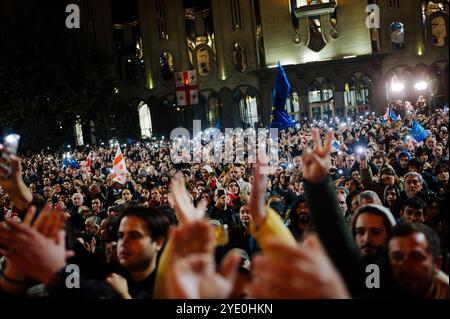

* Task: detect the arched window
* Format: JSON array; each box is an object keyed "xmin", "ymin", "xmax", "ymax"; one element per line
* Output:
[
  {"xmin": 286, "ymin": 91, "xmax": 300, "ymax": 113},
  {"xmin": 359, "ymin": 76, "xmax": 371, "ymax": 105},
  {"xmin": 206, "ymin": 96, "xmax": 221, "ymax": 128},
  {"xmin": 322, "ymin": 79, "xmax": 334, "ymax": 101},
  {"xmin": 233, "ymin": 43, "xmax": 247, "ymax": 72},
  {"xmin": 236, "ymin": 89, "xmax": 259, "ymax": 128},
  {"xmin": 308, "ymin": 79, "xmax": 334, "ymax": 120},
  {"xmin": 138, "ymin": 102, "xmax": 153, "ymax": 139},
  {"xmin": 160, "ymin": 52, "xmax": 174, "ymax": 81},
  {"xmin": 390, "ymin": 22, "xmax": 405, "ymax": 49},
  {"xmin": 74, "ymin": 115, "xmax": 84, "ymax": 146},
  {"xmin": 344, "ymin": 76, "xmax": 357, "ymax": 107},
  {"xmin": 308, "ymin": 80, "xmax": 321, "ymax": 103}
]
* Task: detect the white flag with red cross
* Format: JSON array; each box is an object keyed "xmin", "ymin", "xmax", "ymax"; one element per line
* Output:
[
  {"xmin": 111, "ymin": 146, "xmax": 128, "ymax": 185},
  {"xmin": 175, "ymin": 70, "xmax": 198, "ymax": 106}
]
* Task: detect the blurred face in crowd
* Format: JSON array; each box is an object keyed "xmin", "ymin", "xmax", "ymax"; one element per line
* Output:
[
  {"xmin": 345, "ymin": 179, "xmax": 358, "ymax": 193},
  {"xmin": 134, "ymin": 183, "xmax": 142, "ymax": 194},
  {"xmin": 72, "ymin": 193, "xmax": 84, "ymax": 207},
  {"xmin": 53, "ymin": 184, "xmax": 61, "ymax": 193},
  {"xmin": 150, "ymin": 188, "xmax": 161, "ymax": 202},
  {"xmin": 43, "ymin": 186, "xmax": 53, "ymax": 199},
  {"xmin": 388, "ymin": 232, "xmax": 441, "ymax": 298},
  {"xmin": 439, "ymin": 127, "xmax": 448, "ymax": 140},
  {"xmin": 437, "ymin": 168, "xmax": 449, "ymax": 183},
  {"xmin": 230, "ymin": 167, "xmax": 242, "ymax": 181},
  {"xmin": 295, "ymin": 202, "xmax": 310, "ymax": 230},
  {"xmin": 359, "ymin": 195, "xmax": 379, "ymax": 206},
  {"xmin": 293, "ymin": 156, "xmax": 302, "ymax": 168},
  {"xmin": 373, "ymin": 157, "xmax": 384, "ymax": 169},
  {"xmin": 419, "ymin": 152, "xmax": 428, "ymax": 163},
  {"xmin": 433, "ymin": 145, "xmax": 443, "ymax": 159},
  {"xmin": 351, "ymin": 170, "xmax": 361, "ymax": 181},
  {"xmin": 91, "ymin": 199, "xmax": 102, "ymax": 214},
  {"xmin": 354, "ymin": 213, "xmax": 388, "ymax": 257},
  {"xmin": 200, "ymin": 192, "xmax": 211, "ymax": 206},
  {"xmin": 239, "ymin": 205, "xmax": 253, "ymax": 225},
  {"xmin": 401, "ymin": 205, "xmax": 425, "ymax": 224},
  {"xmin": 100, "ymin": 219, "xmax": 109, "ymax": 241},
  {"xmin": 337, "ymin": 193, "xmax": 347, "ymax": 214},
  {"xmin": 141, "ymin": 188, "xmax": 150, "ymax": 199},
  {"xmin": 404, "ymin": 175, "xmax": 423, "ymax": 198},
  {"xmin": 43, "ymin": 177, "xmax": 51, "ymax": 186},
  {"xmin": 381, "ymin": 174, "xmax": 395, "ymax": 186},
  {"xmin": 336, "ymin": 188, "xmax": 347, "ymax": 198},
  {"xmin": 85, "ymin": 220, "xmax": 98, "ymax": 235},
  {"xmin": 117, "ymin": 216, "xmax": 163, "ymax": 273},
  {"xmin": 201, "ymin": 169, "xmax": 209, "ymax": 180},
  {"xmin": 122, "ymin": 189, "xmax": 133, "ymax": 203},
  {"xmin": 161, "ymin": 175, "xmax": 169, "ymax": 184},
  {"xmin": 425, "ymin": 137, "xmax": 436, "ymax": 150},
  {"xmin": 399, "ymin": 156, "xmax": 409, "ymax": 168},
  {"xmin": 346, "ymin": 156, "xmax": 355, "ymax": 168},
  {"xmin": 227, "ymin": 181, "xmax": 240, "ymax": 196},
  {"xmin": 63, "ymin": 181, "xmax": 71, "ymax": 190},
  {"xmin": 385, "ymin": 188, "xmax": 398, "ymax": 207}
]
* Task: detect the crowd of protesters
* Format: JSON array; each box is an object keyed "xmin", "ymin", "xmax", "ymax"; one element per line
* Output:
[{"xmin": 0, "ymin": 98, "xmax": 448, "ymax": 299}]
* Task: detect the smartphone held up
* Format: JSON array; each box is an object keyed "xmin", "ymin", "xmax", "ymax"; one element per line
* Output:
[{"xmin": 0, "ymin": 133, "xmax": 21, "ymax": 180}]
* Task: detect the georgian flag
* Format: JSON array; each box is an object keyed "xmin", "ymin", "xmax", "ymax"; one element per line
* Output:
[
  {"xmin": 81, "ymin": 152, "xmax": 92, "ymax": 181},
  {"xmin": 111, "ymin": 146, "xmax": 128, "ymax": 185},
  {"xmin": 175, "ymin": 70, "xmax": 198, "ymax": 106}
]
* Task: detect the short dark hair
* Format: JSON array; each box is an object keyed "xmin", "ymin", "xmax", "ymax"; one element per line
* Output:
[
  {"xmin": 408, "ymin": 158, "xmax": 423, "ymax": 171},
  {"xmin": 401, "ymin": 196, "xmax": 427, "ymax": 211},
  {"xmin": 120, "ymin": 206, "xmax": 170, "ymax": 241},
  {"xmin": 434, "ymin": 163, "xmax": 449, "ymax": 176},
  {"xmin": 388, "ymin": 223, "xmax": 441, "ymax": 262}
]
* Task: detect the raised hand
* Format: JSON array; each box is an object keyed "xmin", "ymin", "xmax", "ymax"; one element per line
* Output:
[
  {"xmin": 248, "ymin": 234, "xmax": 350, "ymax": 299},
  {"xmin": 24, "ymin": 203, "xmax": 66, "ymax": 241},
  {"xmin": 168, "ymin": 220, "xmax": 214, "ymax": 257},
  {"xmin": 166, "ymin": 220, "xmax": 240, "ymax": 299},
  {"xmin": 300, "ymin": 128, "xmax": 334, "ymax": 183},
  {"xmin": 106, "ymin": 273, "xmax": 132, "ymax": 299},
  {"xmin": 171, "ymin": 172, "xmax": 207, "ymax": 223},
  {"xmin": 0, "ymin": 145, "xmax": 33, "ymax": 210},
  {"xmin": 0, "ymin": 221, "xmax": 74, "ymax": 285},
  {"xmin": 249, "ymin": 159, "xmax": 268, "ymax": 226}
]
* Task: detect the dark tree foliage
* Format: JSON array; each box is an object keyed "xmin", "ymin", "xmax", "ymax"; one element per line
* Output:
[{"xmin": 0, "ymin": 1, "xmax": 138, "ymax": 152}]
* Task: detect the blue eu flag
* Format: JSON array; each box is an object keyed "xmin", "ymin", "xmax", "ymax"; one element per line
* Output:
[
  {"xmin": 62, "ymin": 158, "xmax": 80, "ymax": 169},
  {"xmin": 270, "ymin": 62, "xmax": 296, "ymax": 130},
  {"xmin": 411, "ymin": 120, "xmax": 429, "ymax": 142},
  {"xmin": 389, "ymin": 109, "xmax": 398, "ymax": 121}
]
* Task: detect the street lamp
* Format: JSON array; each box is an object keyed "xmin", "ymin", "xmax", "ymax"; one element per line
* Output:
[
  {"xmin": 391, "ymin": 81, "xmax": 405, "ymax": 92},
  {"xmin": 414, "ymin": 81, "xmax": 428, "ymax": 91}
]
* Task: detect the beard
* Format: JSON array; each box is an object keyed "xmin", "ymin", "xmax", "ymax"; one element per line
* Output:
[
  {"xmin": 360, "ymin": 244, "xmax": 384, "ymax": 259},
  {"xmin": 394, "ymin": 270, "xmax": 435, "ymax": 298}
]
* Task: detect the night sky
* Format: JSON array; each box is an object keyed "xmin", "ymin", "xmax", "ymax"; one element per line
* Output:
[{"xmin": 111, "ymin": 0, "xmax": 138, "ymax": 23}]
